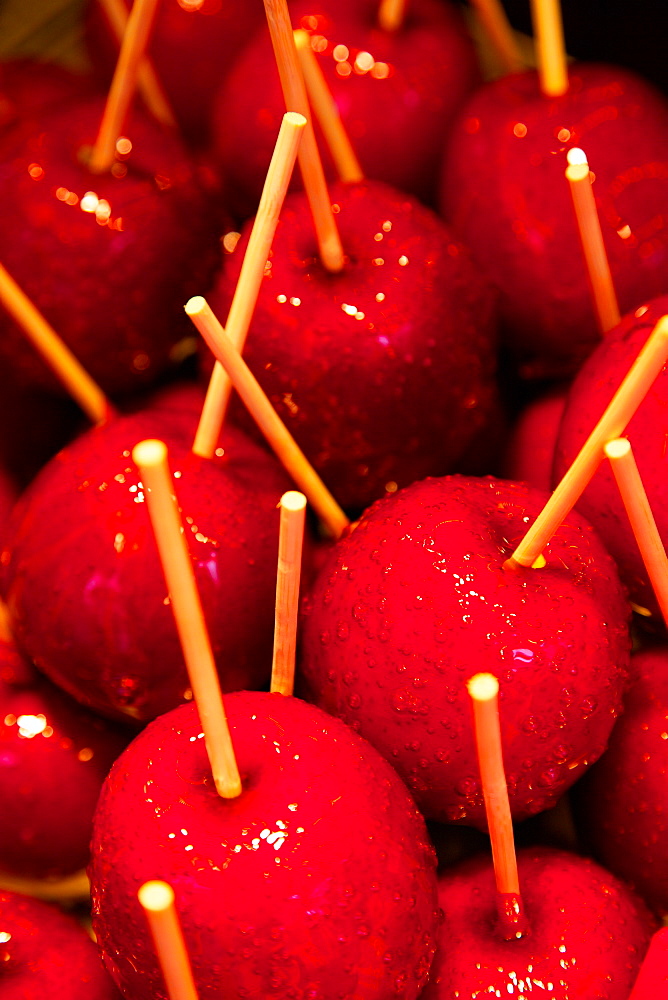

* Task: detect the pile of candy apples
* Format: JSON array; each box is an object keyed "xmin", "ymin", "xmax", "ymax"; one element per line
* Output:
[{"xmin": 2, "ymin": 0, "xmax": 668, "ymax": 995}]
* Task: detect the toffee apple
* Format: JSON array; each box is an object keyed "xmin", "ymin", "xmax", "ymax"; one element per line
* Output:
[
  {"xmin": 209, "ymin": 178, "xmax": 499, "ymax": 512},
  {"xmin": 0, "ymin": 889, "xmax": 120, "ymax": 998},
  {"xmin": 89, "ymin": 691, "xmax": 440, "ymax": 1000},
  {"xmin": 1, "ymin": 412, "xmax": 293, "ymax": 722},
  {"xmin": 421, "ymin": 847, "xmax": 656, "ymax": 999},
  {"xmin": 441, "ymin": 63, "xmax": 668, "ymax": 378},
  {"xmin": 0, "ymin": 94, "xmax": 220, "ymax": 396},
  {"xmin": 299, "ymin": 475, "xmax": 631, "ymax": 824},
  {"xmin": 575, "ymin": 644, "xmax": 668, "ymax": 917}
]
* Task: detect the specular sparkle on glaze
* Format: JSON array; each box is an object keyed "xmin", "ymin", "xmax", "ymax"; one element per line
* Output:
[
  {"xmin": 210, "ymin": 179, "xmax": 498, "ymax": 511},
  {"xmin": 299, "ymin": 476, "xmax": 631, "ymax": 826},
  {"xmin": 90, "ymin": 690, "xmax": 439, "ymax": 1000}
]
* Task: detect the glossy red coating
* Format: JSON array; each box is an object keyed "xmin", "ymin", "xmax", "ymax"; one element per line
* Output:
[
  {"xmin": 441, "ymin": 63, "xmax": 668, "ymax": 378},
  {"xmin": 299, "ymin": 475, "xmax": 631, "ymax": 825},
  {"xmin": 0, "ymin": 889, "xmax": 120, "ymax": 998},
  {"xmin": 577, "ymin": 645, "xmax": 668, "ymax": 917},
  {"xmin": 0, "ymin": 638, "xmax": 129, "ymax": 879},
  {"xmin": 2, "ymin": 412, "xmax": 293, "ymax": 722},
  {"xmin": 421, "ymin": 848, "xmax": 656, "ymax": 999},
  {"xmin": 209, "ymin": 179, "xmax": 498, "ymax": 512},
  {"xmin": 213, "ymin": 0, "xmax": 479, "ymax": 212},
  {"xmin": 0, "ymin": 95, "xmax": 220, "ymax": 395},
  {"xmin": 554, "ymin": 295, "xmax": 668, "ymax": 620},
  {"xmin": 90, "ymin": 690, "xmax": 439, "ymax": 1000}
]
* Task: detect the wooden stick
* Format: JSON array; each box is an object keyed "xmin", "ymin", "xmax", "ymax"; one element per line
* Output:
[
  {"xmin": 293, "ymin": 30, "xmax": 364, "ymax": 184},
  {"xmin": 629, "ymin": 926, "xmax": 668, "ymax": 1000},
  {"xmin": 89, "ymin": 0, "xmax": 161, "ymax": 173},
  {"xmin": 96, "ymin": 0, "xmax": 177, "ymax": 128},
  {"xmin": 271, "ymin": 491, "xmax": 307, "ymax": 696},
  {"xmin": 138, "ymin": 881, "xmax": 199, "ymax": 1000},
  {"xmin": 504, "ymin": 315, "xmax": 668, "ymax": 571},
  {"xmin": 467, "ymin": 673, "xmax": 527, "ymax": 940},
  {"xmin": 185, "ymin": 297, "xmax": 349, "ymax": 539},
  {"xmin": 192, "ymin": 111, "xmax": 306, "ymax": 459},
  {"xmin": 605, "ymin": 438, "xmax": 668, "ymax": 627},
  {"xmin": 263, "ymin": 0, "xmax": 345, "ymax": 273},
  {"xmin": 467, "ymin": 0, "xmax": 524, "ymax": 74},
  {"xmin": 566, "ymin": 151, "xmax": 620, "ymax": 334},
  {"xmin": 0, "ymin": 263, "xmax": 112, "ymax": 425},
  {"xmin": 378, "ymin": 0, "xmax": 407, "ymax": 33},
  {"xmin": 132, "ymin": 439, "xmax": 241, "ymax": 798},
  {"xmin": 530, "ymin": 0, "xmax": 568, "ymax": 96}
]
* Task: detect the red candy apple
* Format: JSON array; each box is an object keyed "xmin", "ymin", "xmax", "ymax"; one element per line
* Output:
[
  {"xmin": 2, "ymin": 411, "xmax": 293, "ymax": 722},
  {"xmin": 214, "ymin": 0, "xmax": 479, "ymax": 212},
  {"xmin": 421, "ymin": 847, "xmax": 656, "ymax": 999},
  {"xmin": 0, "ymin": 889, "xmax": 120, "ymax": 998},
  {"xmin": 299, "ymin": 475, "xmax": 631, "ymax": 825},
  {"xmin": 554, "ymin": 296, "xmax": 668, "ymax": 620},
  {"xmin": 0, "ymin": 94, "xmax": 220, "ymax": 396},
  {"xmin": 89, "ymin": 690, "xmax": 439, "ymax": 1000},
  {"xmin": 575, "ymin": 644, "xmax": 668, "ymax": 917},
  {"xmin": 209, "ymin": 179, "xmax": 499, "ymax": 512},
  {"xmin": 0, "ymin": 636, "xmax": 129, "ymax": 880},
  {"xmin": 441, "ymin": 63, "xmax": 668, "ymax": 378}
]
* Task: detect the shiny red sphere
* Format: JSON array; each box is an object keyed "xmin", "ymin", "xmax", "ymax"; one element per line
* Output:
[
  {"xmin": 421, "ymin": 848, "xmax": 655, "ymax": 999},
  {"xmin": 441, "ymin": 63, "xmax": 668, "ymax": 378},
  {"xmin": 90, "ymin": 691, "xmax": 439, "ymax": 1000},
  {"xmin": 2, "ymin": 413, "xmax": 292, "ymax": 722},
  {"xmin": 209, "ymin": 179, "xmax": 499, "ymax": 512},
  {"xmin": 300, "ymin": 475, "xmax": 630, "ymax": 825}
]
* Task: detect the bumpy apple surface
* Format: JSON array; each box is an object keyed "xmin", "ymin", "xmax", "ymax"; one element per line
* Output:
[
  {"xmin": 90, "ymin": 691, "xmax": 439, "ymax": 1000},
  {"xmin": 421, "ymin": 848, "xmax": 655, "ymax": 999},
  {"xmin": 300, "ymin": 475, "xmax": 631, "ymax": 825}
]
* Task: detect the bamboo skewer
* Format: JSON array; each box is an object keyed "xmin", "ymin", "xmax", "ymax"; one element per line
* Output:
[
  {"xmin": 192, "ymin": 112, "xmax": 306, "ymax": 459},
  {"xmin": 263, "ymin": 0, "xmax": 344, "ymax": 272},
  {"xmin": 271, "ymin": 491, "xmax": 307, "ymax": 696},
  {"xmin": 186, "ymin": 297, "xmax": 349, "ymax": 539},
  {"xmin": 133, "ymin": 439, "xmax": 242, "ymax": 799},
  {"xmin": 505, "ymin": 315, "xmax": 668, "ymax": 571},
  {"xmin": 96, "ymin": 0, "xmax": 177, "ymax": 128},
  {"xmin": 89, "ymin": 0, "xmax": 161, "ymax": 173},
  {"xmin": 605, "ymin": 438, "xmax": 668, "ymax": 627},
  {"xmin": 0, "ymin": 264, "xmax": 112, "ymax": 425},
  {"xmin": 566, "ymin": 150, "xmax": 620, "ymax": 334},
  {"xmin": 293, "ymin": 30, "xmax": 364, "ymax": 184}
]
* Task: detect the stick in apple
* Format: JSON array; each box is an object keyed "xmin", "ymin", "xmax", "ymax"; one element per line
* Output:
[
  {"xmin": 0, "ymin": 263, "xmax": 112, "ymax": 425},
  {"xmin": 96, "ymin": 0, "xmax": 177, "ymax": 128},
  {"xmin": 530, "ymin": 0, "xmax": 568, "ymax": 96},
  {"xmin": 467, "ymin": 0, "xmax": 524, "ymax": 74},
  {"xmin": 467, "ymin": 672, "xmax": 528, "ymax": 940},
  {"xmin": 293, "ymin": 30, "xmax": 364, "ymax": 184},
  {"xmin": 271, "ymin": 491, "xmax": 307, "ymax": 697},
  {"xmin": 185, "ymin": 297, "xmax": 349, "ymax": 540},
  {"xmin": 263, "ymin": 0, "xmax": 344, "ymax": 273},
  {"xmin": 89, "ymin": 0, "xmax": 161, "ymax": 173},
  {"xmin": 566, "ymin": 148, "xmax": 620, "ymax": 334},
  {"xmin": 138, "ymin": 880, "xmax": 199, "ymax": 1000},
  {"xmin": 605, "ymin": 437, "xmax": 668, "ymax": 628},
  {"xmin": 378, "ymin": 0, "xmax": 407, "ymax": 33},
  {"xmin": 504, "ymin": 314, "xmax": 668, "ymax": 571},
  {"xmin": 192, "ymin": 111, "xmax": 306, "ymax": 460},
  {"xmin": 132, "ymin": 438, "xmax": 241, "ymax": 798}
]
